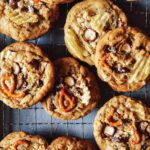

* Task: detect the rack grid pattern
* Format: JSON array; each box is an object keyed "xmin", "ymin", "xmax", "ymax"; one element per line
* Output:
[{"xmin": 0, "ymin": 0, "xmax": 150, "ymax": 147}]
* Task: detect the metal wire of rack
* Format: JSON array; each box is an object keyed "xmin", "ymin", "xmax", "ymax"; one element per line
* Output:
[{"xmin": 0, "ymin": 0, "xmax": 150, "ymax": 148}]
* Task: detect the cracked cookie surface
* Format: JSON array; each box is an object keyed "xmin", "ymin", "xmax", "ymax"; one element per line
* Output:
[
  {"xmin": 0, "ymin": 131, "xmax": 48, "ymax": 150},
  {"xmin": 41, "ymin": 57, "xmax": 100, "ymax": 120},
  {"xmin": 0, "ymin": 42, "xmax": 54, "ymax": 109},
  {"xmin": 47, "ymin": 136, "xmax": 95, "ymax": 150},
  {"xmin": 94, "ymin": 95, "xmax": 150, "ymax": 150},
  {"xmin": 64, "ymin": 0, "xmax": 127, "ymax": 65},
  {"xmin": 0, "ymin": 0, "xmax": 59, "ymax": 41},
  {"xmin": 95, "ymin": 27, "xmax": 150, "ymax": 92}
]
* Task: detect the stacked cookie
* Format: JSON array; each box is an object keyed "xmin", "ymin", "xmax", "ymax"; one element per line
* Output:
[{"xmin": 64, "ymin": 0, "xmax": 150, "ymax": 92}]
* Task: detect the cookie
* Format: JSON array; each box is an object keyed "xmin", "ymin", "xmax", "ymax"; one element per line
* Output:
[
  {"xmin": 0, "ymin": 131, "xmax": 48, "ymax": 150},
  {"xmin": 95, "ymin": 27, "xmax": 150, "ymax": 92},
  {"xmin": 47, "ymin": 136, "xmax": 95, "ymax": 150},
  {"xmin": 0, "ymin": 0, "xmax": 59, "ymax": 41},
  {"xmin": 93, "ymin": 95, "xmax": 150, "ymax": 150},
  {"xmin": 41, "ymin": 57, "xmax": 100, "ymax": 120},
  {"xmin": 0, "ymin": 42, "xmax": 54, "ymax": 109},
  {"xmin": 64, "ymin": 0, "xmax": 127, "ymax": 65}
]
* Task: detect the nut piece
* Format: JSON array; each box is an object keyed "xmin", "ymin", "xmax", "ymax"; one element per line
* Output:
[
  {"xmin": 64, "ymin": 76, "xmax": 75, "ymax": 86},
  {"xmin": 104, "ymin": 125, "xmax": 116, "ymax": 137},
  {"xmin": 84, "ymin": 28, "xmax": 97, "ymax": 42},
  {"xmin": 139, "ymin": 121, "xmax": 149, "ymax": 132},
  {"xmin": 12, "ymin": 62, "xmax": 20, "ymax": 75}
]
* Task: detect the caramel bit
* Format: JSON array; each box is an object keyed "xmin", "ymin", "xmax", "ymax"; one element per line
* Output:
[
  {"xmin": 83, "ymin": 28, "xmax": 97, "ymax": 42},
  {"xmin": 13, "ymin": 140, "xmax": 30, "ymax": 150}
]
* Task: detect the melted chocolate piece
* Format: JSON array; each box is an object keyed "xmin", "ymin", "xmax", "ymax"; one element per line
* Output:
[
  {"xmin": 141, "ymin": 143, "xmax": 148, "ymax": 150},
  {"xmin": 30, "ymin": 59, "xmax": 40, "ymax": 70},
  {"xmin": 104, "ymin": 45, "xmax": 116, "ymax": 53}
]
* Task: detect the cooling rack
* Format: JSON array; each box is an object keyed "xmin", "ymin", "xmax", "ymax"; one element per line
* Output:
[{"xmin": 0, "ymin": 0, "xmax": 150, "ymax": 148}]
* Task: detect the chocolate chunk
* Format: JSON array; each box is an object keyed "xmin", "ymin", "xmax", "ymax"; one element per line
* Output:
[
  {"xmin": 137, "ymin": 44, "xmax": 145, "ymax": 50},
  {"xmin": 30, "ymin": 59, "xmax": 40, "ymax": 70},
  {"xmin": 141, "ymin": 143, "xmax": 148, "ymax": 150},
  {"xmin": 104, "ymin": 125, "xmax": 116, "ymax": 137},
  {"xmin": 8, "ymin": 0, "xmax": 18, "ymax": 9},
  {"xmin": 104, "ymin": 45, "xmax": 116, "ymax": 53}
]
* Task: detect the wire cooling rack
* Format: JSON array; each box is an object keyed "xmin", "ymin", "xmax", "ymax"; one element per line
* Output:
[{"xmin": 0, "ymin": 0, "xmax": 150, "ymax": 148}]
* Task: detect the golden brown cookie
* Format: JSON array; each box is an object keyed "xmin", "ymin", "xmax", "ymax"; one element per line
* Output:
[
  {"xmin": 95, "ymin": 27, "xmax": 150, "ymax": 92},
  {"xmin": 64, "ymin": 0, "xmax": 127, "ymax": 65},
  {"xmin": 94, "ymin": 95, "xmax": 150, "ymax": 150},
  {"xmin": 41, "ymin": 57, "xmax": 100, "ymax": 120},
  {"xmin": 47, "ymin": 136, "xmax": 95, "ymax": 150},
  {"xmin": 0, "ymin": 0, "xmax": 59, "ymax": 41},
  {"xmin": 0, "ymin": 131, "xmax": 48, "ymax": 150},
  {"xmin": 0, "ymin": 42, "xmax": 54, "ymax": 109}
]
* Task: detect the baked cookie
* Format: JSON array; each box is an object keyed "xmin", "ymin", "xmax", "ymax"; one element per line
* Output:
[
  {"xmin": 94, "ymin": 95, "xmax": 150, "ymax": 150},
  {"xmin": 95, "ymin": 27, "xmax": 150, "ymax": 92},
  {"xmin": 0, "ymin": 42, "xmax": 54, "ymax": 109},
  {"xmin": 47, "ymin": 136, "xmax": 95, "ymax": 150},
  {"xmin": 64, "ymin": 0, "xmax": 127, "ymax": 65},
  {"xmin": 41, "ymin": 57, "xmax": 100, "ymax": 120},
  {"xmin": 0, "ymin": 0, "xmax": 59, "ymax": 41},
  {"xmin": 0, "ymin": 131, "xmax": 48, "ymax": 150}
]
